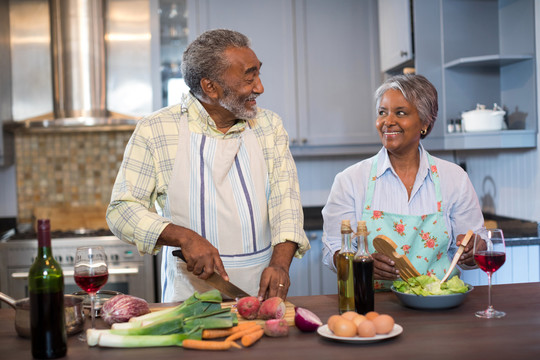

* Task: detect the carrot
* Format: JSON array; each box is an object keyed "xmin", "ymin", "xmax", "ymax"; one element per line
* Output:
[
  {"xmin": 241, "ymin": 328, "xmax": 264, "ymax": 347},
  {"xmin": 202, "ymin": 322, "xmax": 259, "ymax": 339},
  {"xmin": 225, "ymin": 324, "xmax": 263, "ymax": 342},
  {"xmin": 182, "ymin": 339, "xmax": 240, "ymax": 350}
]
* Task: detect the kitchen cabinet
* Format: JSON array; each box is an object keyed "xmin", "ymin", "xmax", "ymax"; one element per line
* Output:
[
  {"xmin": 288, "ymin": 230, "xmax": 337, "ymax": 296},
  {"xmin": 188, "ymin": 0, "xmax": 382, "ymax": 156},
  {"xmin": 414, "ymin": 0, "xmax": 537, "ymax": 151},
  {"xmin": 377, "ymin": 0, "xmax": 414, "ymax": 73}
]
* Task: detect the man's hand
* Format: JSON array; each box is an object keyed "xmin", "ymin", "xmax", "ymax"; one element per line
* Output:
[
  {"xmin": 157, "ymin": 224, "xmax": 229, "ymax": 281},
  {"xmin": 258, "ymin": 241, "xmax": 297, "ymax": 300}
]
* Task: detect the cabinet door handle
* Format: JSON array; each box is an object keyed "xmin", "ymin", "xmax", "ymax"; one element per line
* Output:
[
  {"xmin": 301, "ymin": 138, "xmax": 308, "ymax": 144},
  {"xmin": 400, "ymin": 50, "xmax": 408, "ymax": 57}
]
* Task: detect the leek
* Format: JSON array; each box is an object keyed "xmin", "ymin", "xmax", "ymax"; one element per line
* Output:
[
  {"xmin": 87, "ymin": 327, "xmax": 202, "ymax": 348},
  {"xmin": 111, "ymin": 314, "xmax": 185, "ymax": 336}
]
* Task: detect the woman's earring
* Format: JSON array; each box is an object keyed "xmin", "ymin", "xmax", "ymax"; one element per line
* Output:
[{"xmin": 420, "ymin": 129, "xmax": 427, "ymax": 135}]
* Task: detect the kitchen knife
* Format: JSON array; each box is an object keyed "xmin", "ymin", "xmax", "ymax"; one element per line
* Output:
[
  {"xmin": 171, "ymin": 249, "xmax": 251, "ymax": 299},
  {"xmin": 440, "ymin": 230, "xmax": 474, "ymax": 283}
]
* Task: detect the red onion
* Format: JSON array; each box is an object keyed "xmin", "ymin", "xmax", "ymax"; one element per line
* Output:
[
  {"xmin": 101, "ymin": 295, "xmax": 151, "ymax": 325},
  {"xmin": 294, "ymin": 306, "xmax": 322, "ymax": 332}
]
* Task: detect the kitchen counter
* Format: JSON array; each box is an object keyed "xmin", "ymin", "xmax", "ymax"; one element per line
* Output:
[{"xmin": 2, "ymin": 283, "xmax": 540, "ymax": 359}]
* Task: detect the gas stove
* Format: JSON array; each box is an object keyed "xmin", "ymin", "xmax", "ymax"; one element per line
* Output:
[{"xmin": 0, "ymin": 226, "xmax": 157, "ymax": 304}]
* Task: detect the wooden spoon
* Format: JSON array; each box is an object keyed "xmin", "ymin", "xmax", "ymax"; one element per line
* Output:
[{"xmin": 440, "ymin": 230, "xmax": 474, "ymax": 283}]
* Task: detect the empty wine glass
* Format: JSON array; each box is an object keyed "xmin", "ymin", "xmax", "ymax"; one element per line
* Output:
[
  {"xmin": 473, "ymin": 229, "xmax": 506, "ymax": 319},
  {"xmin": 74, "ymin": 246, "xmax": 109, "ymax": 340}
]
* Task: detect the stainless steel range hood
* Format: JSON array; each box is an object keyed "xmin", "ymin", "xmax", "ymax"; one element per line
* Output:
[{"xmin": 6, "ymin": 0, "xmax": 142, "ymax": 133}]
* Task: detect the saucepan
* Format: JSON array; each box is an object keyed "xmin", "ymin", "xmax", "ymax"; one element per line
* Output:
[{"xmin": 0, "ymin": 291, "xmax": 85, "ymax": 338}]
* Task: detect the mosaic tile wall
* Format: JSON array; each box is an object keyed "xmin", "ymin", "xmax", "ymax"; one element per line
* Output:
[{"xmin": 14, "ymin": 131, "xmax": 133, "ymax": 227}]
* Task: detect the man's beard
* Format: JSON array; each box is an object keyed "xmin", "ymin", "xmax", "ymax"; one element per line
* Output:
[{"xmin": 218, "ymin": 87, "xmax": 259, "ymax": 120}]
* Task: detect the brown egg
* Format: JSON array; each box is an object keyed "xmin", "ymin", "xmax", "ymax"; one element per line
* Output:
[
  {"xmin": 341, "ymin": 311, "xmax": 359, "ymax": 321},
  {"xmin": 357, "ymin": 319, "xmax": 376, "ymax": 337},
  {"xmin": 327, "ymin": 315, "xmax": 342, "ymax": 332},
  {"xmin": 332, "ymin": 317, "xmax": 357, "ymax": 337},
  {"xmin": 372, "ymin": 314, "xmax": 395, "ymax": 334},
  {"xmin": 351, "ymin": 314, "xmax": 367, "ymax": 327},
  {"xmin": 365, "ymin": 311, "xmax": 380, "ymax": 320}
]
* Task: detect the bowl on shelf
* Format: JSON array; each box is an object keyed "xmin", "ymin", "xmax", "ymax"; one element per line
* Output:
[{"xmin": 391, "ymin": 284, "xmax": 474, "ymax": 310}]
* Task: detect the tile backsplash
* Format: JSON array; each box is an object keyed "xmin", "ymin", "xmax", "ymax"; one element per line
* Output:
[{"xmin": 14, "ymin": 130, "xmax": 132, "ymax": 227}]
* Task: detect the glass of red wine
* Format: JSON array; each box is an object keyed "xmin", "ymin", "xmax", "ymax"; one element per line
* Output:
[
  {"xmin": 74, "ymin": 246, "xmax": 109, "ymax": 340},
  {"xmin": 473, "ymin": 229, "xmax": 506, "ymax": 318}
]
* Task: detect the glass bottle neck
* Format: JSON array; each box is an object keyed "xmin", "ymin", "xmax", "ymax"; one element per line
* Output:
[
  {"xmin": 341, "ymin": 231, "xmax": 353, "ymax": 253},
  {"xmin": 356, "ymin": 233, "xmax": 370, "ymax": 256}
]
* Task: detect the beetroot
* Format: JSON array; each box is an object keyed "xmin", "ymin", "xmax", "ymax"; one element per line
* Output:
[
  {"xmin": 258, "ymin": 297, "xmax": 286, "ymax": 320},
  {"xmin": 264, "ymin": 319, "xmax": 289, "ymax": 337},
  {"xmin": 101, "ymin": 295, "xmax": 151, "ymax": 325},
  {"xmin": 236, "ymin": 296, "xmax": 261, "ymax": 320}
]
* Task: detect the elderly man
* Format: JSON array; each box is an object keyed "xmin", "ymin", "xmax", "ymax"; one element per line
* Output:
[{"xmin": 107, "ymin": 29, "xmax": 310, "ymax": 302}]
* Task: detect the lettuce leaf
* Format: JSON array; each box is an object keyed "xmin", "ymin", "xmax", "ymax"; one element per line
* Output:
[{"xmin": 393, "ymin": 274, "xmax": 468, "ymax": 296}]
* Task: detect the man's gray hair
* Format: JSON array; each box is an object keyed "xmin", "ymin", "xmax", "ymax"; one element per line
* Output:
[
  {"xmin": 181, "ymin": 29, "xmax": 251, "ymax": 98},
  {"xmin": 374, "ymin": 74, "xmax": 438, "ymax": 139}
]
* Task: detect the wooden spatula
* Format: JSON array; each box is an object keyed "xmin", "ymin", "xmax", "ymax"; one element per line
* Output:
[{"xmin": 373, "ymin": 235, "xmax": 421, "ymax": 281}]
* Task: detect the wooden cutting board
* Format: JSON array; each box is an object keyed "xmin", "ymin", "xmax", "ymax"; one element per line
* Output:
[
  {"xmin": 149, "ymin": 300, "xmax": 296, "ymax": 326},
  {"xmin": 222, "ymin": 300, "xmax": 295, "ymax": 326}
]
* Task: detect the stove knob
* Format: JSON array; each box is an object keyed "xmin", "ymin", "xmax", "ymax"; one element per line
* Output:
[
  {"xmin": 56, "ymin": 255, "xmax": 63, "ymax": 263},
  {"xmin": 66, "ymin": 255, "xmax": 74, "ymax": 264},
  {"xmin": 110, "ymin": 254, "xmax": 119, "ymax": 262}
]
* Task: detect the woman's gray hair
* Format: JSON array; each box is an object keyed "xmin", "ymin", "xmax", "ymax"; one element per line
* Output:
[
  {"xmin": 181, "ymin": 29, "xmax": 251, "ymax": 99},
  {"xmin": 374, "ymin": 74, "xmax": 438, "ymax": 139}
]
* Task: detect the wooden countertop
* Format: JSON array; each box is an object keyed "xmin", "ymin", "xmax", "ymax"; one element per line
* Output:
[{"xmin": 2, "ymin": 283, "xmax": 540, "ymax": 359}]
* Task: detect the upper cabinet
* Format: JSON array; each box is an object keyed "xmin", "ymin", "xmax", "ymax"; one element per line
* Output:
[
  {"xmin": 413, "ymin": 0, "xmax": 537, "ymax": 151},
  {"xmin": 377, "ymin": 0, "xmax": 414, "ymax": 73},
  {"xmin": 188, "ymin": 0, "xmax": 382, "ymax": 156}
]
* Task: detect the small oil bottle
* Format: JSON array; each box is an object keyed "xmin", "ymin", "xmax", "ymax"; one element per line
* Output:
[
  {"xmin": 337, "ymin": 220, "xmax": 355, "ymax": 313},
  {"xmin": 353, "ymin": 220, "xmax": 374, "ymax": 314}
]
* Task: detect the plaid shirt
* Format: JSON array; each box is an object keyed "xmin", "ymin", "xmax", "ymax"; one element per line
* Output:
[{"xmin": 106, "ymin": 92, "xmax": 310, "ymax": 258}]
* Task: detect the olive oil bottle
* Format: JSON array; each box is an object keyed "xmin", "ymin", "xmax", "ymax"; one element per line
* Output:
[{"xmin": 337, "ymin": 220, "xmax": 355, "ymax": 313}]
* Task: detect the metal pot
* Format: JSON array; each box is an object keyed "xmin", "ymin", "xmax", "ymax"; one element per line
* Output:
[{"xmin": 0, "ymin": 291, "xmax": 85, "ymax": 338}]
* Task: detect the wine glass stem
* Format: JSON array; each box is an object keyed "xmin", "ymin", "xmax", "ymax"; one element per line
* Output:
[
  {"xmin": 90, "ymin": 293, "xmax": 96, "ymax": 329},
  {"xmin": 487, "ymin": 272, "xmax": 493, "ymax": 312}
]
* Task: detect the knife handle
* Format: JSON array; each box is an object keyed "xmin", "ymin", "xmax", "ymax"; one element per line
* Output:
[
  {"xmin": 172, "ymin": 249, "xmax": 186, "ymax": 262},
  {"xmin": 172, "ymin": 249, "xmax": 223, "ymax": 277}
]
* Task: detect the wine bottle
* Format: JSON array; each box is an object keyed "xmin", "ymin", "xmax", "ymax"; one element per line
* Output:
[
  {"xmin": 337, "ymin": 220, "xmax": 355, "ymax": 314},
  {"xmin": 353, "ymin": 220, "xmax": 374, "ymax": 314},
  {"xmin": 29, "ymin": 219, "xmax": 67, "ymax": 359}
]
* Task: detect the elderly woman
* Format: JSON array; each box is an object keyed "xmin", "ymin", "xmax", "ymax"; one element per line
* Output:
[{"xmin": 322, "ymin": 74, "xmax": 484, "ymax": 290}]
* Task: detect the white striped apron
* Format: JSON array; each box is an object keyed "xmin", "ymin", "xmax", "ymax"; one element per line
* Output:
[{"xmin": 161, "ymin": 112, "xmax": 272, "ymax": 302}]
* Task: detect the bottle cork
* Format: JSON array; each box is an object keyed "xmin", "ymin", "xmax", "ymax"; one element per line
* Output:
[
  {"xmin": 357, "ymin": 220, "xmax": 367, "ymax": 236},
  {"xmin": 341, "ymin": 220, "xmax": 353, "ymax": 234}
]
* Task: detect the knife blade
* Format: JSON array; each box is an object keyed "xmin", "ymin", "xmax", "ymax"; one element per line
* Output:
[{"xmin": 171, "ymin": 249, "xmax": 251, "ymax": 299}]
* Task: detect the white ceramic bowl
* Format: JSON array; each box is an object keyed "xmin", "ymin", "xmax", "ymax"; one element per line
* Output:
[{"xmin": 391, "ymin": 284, "xmax": 474, "ymax": 310}]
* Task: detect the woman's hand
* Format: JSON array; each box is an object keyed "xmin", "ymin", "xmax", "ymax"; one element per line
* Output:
[
  {"xmin": 456, "ymin": 233, "xmax": 476, "ymax": 266},
  {"xmin": 372, "ymin": 253, "xmax": 400, "ymax": 280}
]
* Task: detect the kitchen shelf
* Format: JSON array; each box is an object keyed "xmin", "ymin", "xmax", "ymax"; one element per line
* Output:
[
  {"xmin": 423, "ymin": 129, "xmax": 537, "ymax": 151},
  {"xmin": 444, "ymin": 54, "xmax": 534, "ymax": 69}
]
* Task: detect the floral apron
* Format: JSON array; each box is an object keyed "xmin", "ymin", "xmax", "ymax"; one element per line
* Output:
[
  {"xmin": 362, "ymin": 153, "xmax": 460, "ymax": 291},
  {"xmin": 161, "ymin": 111, "xmax": 272, "ymax": 302}
]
